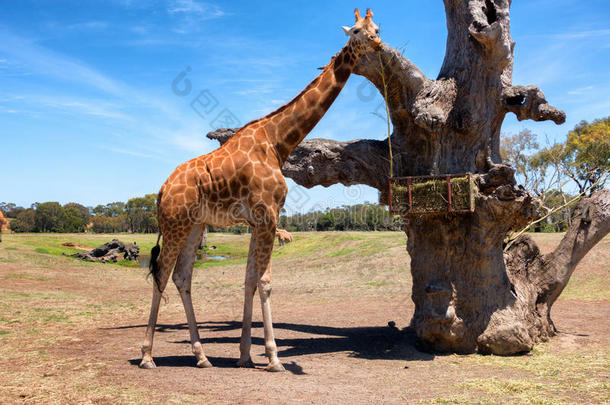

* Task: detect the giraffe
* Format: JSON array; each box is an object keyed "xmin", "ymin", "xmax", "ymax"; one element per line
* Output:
[
  {"xmin": 275, "ymin": 228, "xmax": 292, "ymax": 247},
  {"xmin": 0, "ymin": 211, "xmax": 6, "ymax": 243},
  {"xmin": 139, "ymin": 8, "xmax": 381, "ymax": 372}
]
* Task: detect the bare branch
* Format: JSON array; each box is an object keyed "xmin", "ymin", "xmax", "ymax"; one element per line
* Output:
[
  {"xmin": 206, "ymin": 127, "xmax": 236, "ymax": 144},
  {"xmin": 355, "ymin": 45, "xmax": 457, "ymax": 133},
  {"xmin": 282, "ymin": 137, "xmax": 389, "ymax": 190},
  {"xmin": 503, "ymin": 85, "xmax": 566, "ymax": 125},
  {"xmin": 206, "ymin": 128, "xmax": 389, "ymax": 190},
  {"xmin": 545, "ymin": 188, "xmax": 610, "ymax": 289}
]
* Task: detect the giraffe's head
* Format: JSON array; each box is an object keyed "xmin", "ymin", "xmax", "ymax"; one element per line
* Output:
[{"xmin": 342, "ymin": 8, "xmax": 381, "ymax": 53}]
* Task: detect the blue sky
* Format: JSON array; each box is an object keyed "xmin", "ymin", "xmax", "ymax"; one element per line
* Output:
[{"xmin": 1, "ymin": 0, "xmax": 609, "ymax": 212}]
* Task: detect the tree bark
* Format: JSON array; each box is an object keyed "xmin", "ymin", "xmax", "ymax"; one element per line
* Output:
[
  {"xmin": 207, "ymin": 0, "xmax": 609, "ymax": 354},
  {"xmin": 496, "ymin": 189, "xmax": 610, "ymax": 353}
]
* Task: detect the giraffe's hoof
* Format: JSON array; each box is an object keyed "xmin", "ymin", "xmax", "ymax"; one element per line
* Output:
[
  {"xmin": 196, "ymin": 359, "xmax": 213, "ymax": 368},
  {"xmin": 265, "ymin": 362, "xmax": 285, "ymax": 372},
  {"xmin": 237, "ymin": 358, "xmax": 255, "ymax": 368},
  {"xmin": 139, "ymin": 360, "xmax": 156, "ymax": 369}
]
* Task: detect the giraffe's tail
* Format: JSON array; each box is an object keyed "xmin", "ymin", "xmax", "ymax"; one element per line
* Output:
[{"xmin": 148, "ymin": 233, "xmax": 162, "ymax": 292}]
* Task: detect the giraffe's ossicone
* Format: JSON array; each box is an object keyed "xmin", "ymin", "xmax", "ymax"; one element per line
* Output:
[{"xmin": 140, "ymin": 8, "xmax": 382, "ymax": 372}]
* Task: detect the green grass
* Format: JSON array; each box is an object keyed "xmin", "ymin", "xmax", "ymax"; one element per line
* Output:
[
  {"xmin": 194, "ymin": 257, "xmax": 247, "ymax": 268},
  {"xmin": 325, "ymin": 247, "xmax": 357, "ymax": 257},
  {"xmin": 116, "ymin": 259, "xmax": 140, "ymax": 268}
]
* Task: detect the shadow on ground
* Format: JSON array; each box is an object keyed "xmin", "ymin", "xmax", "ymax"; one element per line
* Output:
[{"xmin": 119, "ymin": 321, "xmax": 434, "ymax": 374}]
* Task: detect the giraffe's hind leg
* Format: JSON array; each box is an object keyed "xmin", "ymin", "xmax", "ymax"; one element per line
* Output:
[
  {"xmin": 172, "ymin": 223, "xmax": 213, "ymax": 368},
  {"xmin": 140, "ymin": 227, "xmax": 191, "ymax": 369},
  {"xmin": 237, "ymin": 234, "xmax": 258, "ymax": 368}
]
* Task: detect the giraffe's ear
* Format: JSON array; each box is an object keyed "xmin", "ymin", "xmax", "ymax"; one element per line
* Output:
[{"xmin": 342, "ymin": 26, "xmax": 351, "ymax": 36}]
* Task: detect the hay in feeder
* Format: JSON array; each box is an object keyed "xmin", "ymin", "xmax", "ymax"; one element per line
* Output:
[{"xmin": 390, "ymin": 175, "xmax": 475, "ymax": 214}]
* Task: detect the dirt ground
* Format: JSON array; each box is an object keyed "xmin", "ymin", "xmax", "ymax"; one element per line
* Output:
[{"xmin": 0, "ymin": 232, "xmax": 608, "ymax": 404}]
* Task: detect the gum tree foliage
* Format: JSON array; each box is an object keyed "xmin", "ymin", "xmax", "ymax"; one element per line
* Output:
[{"xmin": 534, "ymin": 117, "xmax": 610, "ymax": 195}]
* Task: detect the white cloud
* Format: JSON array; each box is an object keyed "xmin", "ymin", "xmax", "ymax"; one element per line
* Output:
[
  {"xmin": 66, "ymin": 21, "xmax": 109, "ymax": 30},
  {"xmin": 40, "ymin": 97, "xmax": 130, "ymax": 120},
  {"xmin": 567, "ymin": 85, "xmax": 594, "ymax": 95},
  {"xmin": 95, "ymin": 145, "xmax": 165, "ymax": 160},
  {"xmin": 167, "ymin": 0, "xmax": 225, "ymax": 18},
  {"xmin": 168, "ymin": 132, "xmax": 213, "ymax": 153},
  {"xmin": 549, "ymin": 29, "xmax": 610, "ymax": 40},
  {"xmin": 166, "ymin": 0, "xmax": 228, "ymax": 35}
]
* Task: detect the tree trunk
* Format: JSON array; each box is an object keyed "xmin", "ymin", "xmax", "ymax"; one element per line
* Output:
[{"xmin": 208, "ymin": 0, "xmax": 610, "ymax": 354}]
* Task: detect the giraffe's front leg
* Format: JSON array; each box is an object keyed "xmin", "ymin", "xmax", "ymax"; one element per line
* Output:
[{"xmin": 255, "ymin": 228, "xmax": 284, "ymax": 372}]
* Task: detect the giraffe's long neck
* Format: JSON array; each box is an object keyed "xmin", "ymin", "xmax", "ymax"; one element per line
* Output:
[{"xmin": 261, "ymin": 42, "xmax": 362, "ymax": 162}]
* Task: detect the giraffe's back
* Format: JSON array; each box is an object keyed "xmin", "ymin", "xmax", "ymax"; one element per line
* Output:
[{"xmin": 157, "ymin": 138, "xmax": 287, "ymax": 230}]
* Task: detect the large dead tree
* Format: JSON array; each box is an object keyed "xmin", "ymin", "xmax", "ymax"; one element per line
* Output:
[{"xmin": 208, "ymin": 0, "xmax": 610, "ymax": 354}]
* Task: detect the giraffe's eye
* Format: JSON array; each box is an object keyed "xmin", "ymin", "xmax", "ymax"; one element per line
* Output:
[
  {"xmin": 375, "ymin": 29, "xmax": 380, "ymax": 34},
  {"xmin": 353, "ymin": 29, "xmax": 360, "ymax": 34}
]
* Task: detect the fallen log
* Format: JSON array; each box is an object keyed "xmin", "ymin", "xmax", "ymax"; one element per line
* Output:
[{"xmin": 66, "ymin": 239, "xmax": 139, "ymax": 263}]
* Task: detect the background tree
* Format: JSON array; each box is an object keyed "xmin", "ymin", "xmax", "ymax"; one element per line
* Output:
[
  {"xmin": 0, "ymin": 203, "xmax": 25, "ymax": 218},
  {"xmin": 63, "ymin": 202, "xmax": 91, "ymax": 232},
  {"xmin": 534, "ymin": 117, "xmax": 610, "ymax": 195},
  {"xmin": 501, "ymin": 129, "xmax": 573, "ymax": 230},
  {"xmin": 501, "ymin": 118, "xmax": 610, "ymax": 231},
  {"xmin": 62, "ymin": 205, "xmax": 86, "ymax": 233},
  {"xmin": 9, "ymin": 208, "xmax": 36, "ymax": 233},
  {"xmin": 89, "ymin": 214, "xmax": 129, "ymax": 233},
  {"xmin": 93, "ymin": 202, "xmax": 126, "ymax": 218},
  {"xmin": 64, "ymin": 203, "xmax": 91, "ymax": 224},
  {"xmin": 34, "ymin": 202, "xmax": 66, "ymax": 233},
  {"xmin": 500, "ymin": 129, "xmax": 540, "ymax": 190},
  {"xmin": 125, "ymin": 194, "xmax": 158, "ymax": 233},
  {"xmin": 209, "ymin": 1, "xmax": 610, "ymax": 354}
]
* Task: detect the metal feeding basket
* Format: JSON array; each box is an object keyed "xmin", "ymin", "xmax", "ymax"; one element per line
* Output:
[{"xmin": 388, "ymin": 173, "xmax": 476, "ymax": 216}]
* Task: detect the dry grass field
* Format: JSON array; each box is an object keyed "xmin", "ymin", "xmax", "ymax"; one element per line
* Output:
[{"xmin": 0, "ymin": 231, "xmax": 608, "ymax": 404}]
